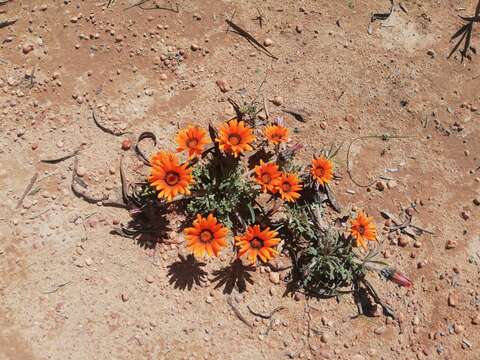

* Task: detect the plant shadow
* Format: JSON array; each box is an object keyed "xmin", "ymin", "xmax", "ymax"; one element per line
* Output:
[
  {"xmin": 212, "ymin": 259, "xmax": 256, "ymax": 294},
  {"xmin": 167, "ymin": 254, "xmax": 207, "ymax": 291},
  {"xmin": 111, "ymin": 202, "xmax": 171, "ymax": 250}
]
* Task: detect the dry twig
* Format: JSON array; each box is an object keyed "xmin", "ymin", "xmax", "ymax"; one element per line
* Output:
[
  {"xmin": 227, "ymin": 297, "xmax": 252, "ymax": 328},
  {"xmin": 16, "ymin": 173, "xmax": 38, "ymax": 209}
]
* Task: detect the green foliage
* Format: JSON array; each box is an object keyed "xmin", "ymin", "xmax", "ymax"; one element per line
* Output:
[
  {"xmin": 187, "ymin": 155, "xmax": 258, "ymax": 228},
  {"xmin": 299, "ymin": 229, "xmax": 365, "ymax": 297}
]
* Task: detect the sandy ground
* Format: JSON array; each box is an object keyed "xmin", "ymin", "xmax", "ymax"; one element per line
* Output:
[{"xmin": 0, "ymin": 0, "xmax": 479, "ymax": 359}]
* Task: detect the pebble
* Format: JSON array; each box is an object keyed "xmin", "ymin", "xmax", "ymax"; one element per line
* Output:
[
  {"xmin": 445, "ymin": 239, "xmax": 457, "ymax": 249},
  {"xmin": 85, "ymin": 257, "xmax": 93, "ymax": 266},
  {"xmin": 264, "ymin": 38, "xmax": 273, "ymax": 47},
  {"xmin": 461, "ymin": 211, "xmax": 471, "ymax": 220},
  {"xmin": 387, "ymin": 180, "xmax": 397, "ymax": 189},
  {"xmin": 375, "ymin": 181, "xmax": 386, "ymax": 191},
  {"xmin": 295, "ymin": 24, "xmax": 303, "ymax": 33},
  {"xmin": 398, "ymin": 236, "xmax": 410, "ymax": 247},
  {"xmin": 76, "ymin": 166, "xmax": 87, "ymax": 177},
  {"xmin": 269, "ymin": 272, "xmax": 280, "ymax": 285},
  {"xmin": 413, "ymin": 241, "xmax": 422, "ymax": 248},
  {"xmin": 159, "ymin": 73, "xmax": 168, "ymax": 81},
  {"xmin": 373, "ymin": 326, "xmax": 386, "ymax": 335},
  {"xmin": 472, "ymin": 314, "xmax": 480, "ymax": 325},
  {"xmin": 191, "ymin": 44, "xmax": 199, "ymax": 51},
  {"xmin": 427, "ymin": 49, "xmax": 436, "ymax": 58},
  {"xmin": 473, "ymin": 197, "xmax": 480, "ymax": 206},
  {"xmin": 272, "ymin": 96, "xmax": 283, "ymax": 106},
  {"xmin": 145, "ymin": 274, "xmax": 154, "ymax": 283},
  {"xmin": 205, "ymin": 296, "xmax": 213, "ymax": 304},
  {"xmin": 345, "ymin": 114, "xmax": 355, "ymax": 122},
  {"xmin": 22, "ymin": 43, "xmax": 34, "ymax": 54},
  {"xmin": 121, "ymin": 138, "xmax": 132, "ymax": 150},
  {"xmin": 144, "ymin": 88, "xmax": 154, "ymax": 96},
  {"xmin": 215, "ymin": 79, "xmax": 229, "ymax": 93},
  {"xmin": 454, "ymin": 324, "xmax": 464, "ymax": 334},
  {"xmin": 448, "ymin": 292, "xmax": 458, "ymax": 307},
  {"xmin": 121, "ymin": 293, "xmax": 129, "ymax": 302}
]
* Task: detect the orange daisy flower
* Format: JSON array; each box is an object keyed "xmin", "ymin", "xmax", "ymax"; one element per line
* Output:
[
  {"xmin": 216, "ymin": 119, "xmax": 255, "ymax": 157},
  {"xmin": 253, "ymin": 160, "xmax": 281, "ymax": 193},
  {"xmin": 184, "ymin": 214, "xmax": 228, "ymax": 258},
  {"xmin": 264, "ymin": 124, "xmax": 289, "ymax": 145},
  {"xmin": 235, "ymin": 225, "xmax": 280, "ymax": 264},
  {"xmin": 148, "ymin": 151, "xmax": 194, "ymax": 202},
  {"xmin": 311, "ymin": 156, "xmax": 334, "ymax": 186},
  {"xmin": 176, "ymin": 125, "xmax": 208, "ymax": 158},
  {"xmin": 276, "ymin": 173, "xmax": 302, "ymax": 202},
  {"xmin": 350, "ymin": 211, "xmax": 377, "ymax": 249}
]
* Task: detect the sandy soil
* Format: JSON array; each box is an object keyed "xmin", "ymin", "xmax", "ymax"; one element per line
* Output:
[{"xmin": 0, "ymin": 0, "xmax": 479, "ymax": 359}]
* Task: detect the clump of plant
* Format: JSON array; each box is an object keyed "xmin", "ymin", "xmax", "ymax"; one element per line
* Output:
[{"xmin": 121, "ymin": 109, "xmax": 412, "ymax": 309}]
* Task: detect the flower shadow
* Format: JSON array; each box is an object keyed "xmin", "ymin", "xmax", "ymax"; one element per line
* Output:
[
  {"xmin": 167, "ymin": 254, "xmax": 207, "ymax": 291},
  {"xmin": 212, "ymin": 259, "xmax": 256, "ymax": 294}
]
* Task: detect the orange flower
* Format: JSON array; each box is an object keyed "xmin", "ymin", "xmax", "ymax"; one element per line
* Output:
[
  {"xmin": 253, "ymin": 160, "xmax": 281, "ymax": 193},
  {"xmin": 311, "ymin": 156, "xmax": 334, "ymax": 186},
  {"xmin": 235, "ymin": 225, "xmax": 280, "ymax": 264},
  {"xmin": 350, "ymin": 211, "xmax": 377, "ymax": 249},
  {"xmin": 216, "ymin": 119, "xmax": 255, "ymax": 157},
  {"xmin": 176, "ymin": 125, "xmax": 208, "ymax": 158},
  {"xmin": 276, "ymin": 173, "xmax": 302, "ymax": 202},
  {"xmin": 265, "ymin": 124, "xmax": 289, "ymax": 145},
  {"xmin": 184, "ymin": 214, "xmax": 228, "ymax": 258},
  {"xmin": 148, "ymin": 151, "xmax": 194, "ymax": 202}
]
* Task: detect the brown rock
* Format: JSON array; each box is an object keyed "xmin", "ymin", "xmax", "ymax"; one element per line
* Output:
[
  {"xmin": 448, "ymin": 292, "xmax": 458, "ymax": 307},
  {"xmin": 473, "ymin": 197, "xmax": 480, "ymax": 206},
  {"xmin": 445, "ymin": 239, "xmax": 457, "ymax": 249},
  {"xmin": 121, "ymin": 138, "xmax": 132, "ymax": 150},
  {"xmin": 374, "ymin": 326, "xmax": 387, "ymax": 335},
  {"xmin": 215, "ymin": 79, "xmax": 229, "ymax": 93},
  {"xmin": 454, "ymin": 324, "xmax": 464, "ymax": 334},
  {"xmin": 398, "ymin": 236, "xmax": 410, "ymax": 247},
  {"xmin": 461, "ymin": 211, "xmax": 471, "ymax": 220},
  {"xmin": 145, "ymin": 275, "xmax": 154, "ymax": 283},
  {"xmin": 264, "ymin": 38, "xmax": 273, "ymax": 47},
  {"xmin": 272, "ymin": 96, "xmax": 283, "ymax": 106},
  {"xmin": 375, "ymin": 181, "xmax": 386, "ymax": 191},
  {"xmin": 22, "ymin": 43, "xmax": 34, "ymax": 54},
  {"xmin": 269, "ymin": 272, "xmax": 280, "ymax": 285},
  {"xmin": 471, "ymin": 314, "xmax": 480, "ymax": 325},
  {"xmin": 121, "ymin": 293, "xmax": 129, "ymax": 302}
]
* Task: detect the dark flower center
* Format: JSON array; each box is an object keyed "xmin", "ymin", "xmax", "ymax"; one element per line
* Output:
[
  {"xmin": 314, "ymin": 166, "xmax": 325, "ymax": 177},
  {"xmin": 261, "ymin": 173, "xmax": 272, "ymax": 183},
  {"xmin": 165, "ymin": 171, "xmax": 180, "ymax": 186},
  {"xmin": 358, "ymin": 225, "xmax": 366, "ymax": 235},
  {"xmin": 281, "ymin": 181, "xmax": 292, "ymax": 192},
  {"xmin": 200, "ymin": 230, "xmax": 213, "ymax": 242},
  {"xmin": 250, "ymin": 237, "xmax": 264, "ymax": 249},
  {"xmin": 187, "ymin": 138, "xmax": 199, "ymax": 148},
  {"xmin": 228, "ymin": 134, "xmax": 241, "ymax": 145}
]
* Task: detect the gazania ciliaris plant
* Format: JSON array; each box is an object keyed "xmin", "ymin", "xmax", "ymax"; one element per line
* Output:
[{"xmin": 132, "ymin": 110, "xmax": 411, "ymax": 309}]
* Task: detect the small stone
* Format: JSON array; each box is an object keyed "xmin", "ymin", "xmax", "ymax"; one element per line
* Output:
[
  {"xmin": 375, "ymin": 181, "xmax": 386, "ymax": 191},
  {"xmin": 414, "ymin": 241, "xmax": 422, "ymax": 248},
  {"xmin": 473, "ymin": 197, "xmax": 480, "ymax": 206},
  {"xmin": 448, "ymin": 292, "xmax": 458, "ymax": 307},
  {"xmin": 471, "ymin": 314, "xmax": 480, "ymax": 325},
  {"xmin": 321, "ymin": 333, "xmax": 330, "ymax": 343},
  {"xmin": 215, "ymin": 79, "xmax": 229, "ymax": 93},
  {"xmin": 427, "ymin": 49, "xmax": 436, "ymax": 58},
  {"xmin": 121, "ymin": 138, "xmax": 131, "ymax": 150},
  {"xmin": 387, "ymin": 180, "xmax": 397, "ymax": 189},
  {"xmin": 159, "ymin": 73, "xmax": 168, "ymax": 81},
  {"xmin": 454, "ymin": 324, "xmax": 464, "ymax": 334},
  {"xmin": 269, "ymin": 272, "xmax": 280, "ymax": 285},
  {"xmin": 85, "ymin": 257, "xmax": 93, "ymax": 266},
  {"xmin": 121, "ymin": 293, "xmax": 129, "ymax": 302},
  {"xmin": 205, "ymin": 296, "xmax": 213, "ymax": 304},
  {"xmin": 264, "ymin": 38, "xmax": 273, "ymax": 47},
  {"xmin": 345, "ymin": 114, "xmax": 355, "ymax": 122},
  {"xmin": 31, "ymin": 143, "xmax": 39, "ymax": 150},
  {"xmin": 272, "ymin": 96, "xmax": 283, "ymax": 106},
  {"xmin": 144, "ymin": 88, "xmax": 154, "ymax": 96},
  {"xmin": 295, "ymin": 24, "xmax": 303, "ymax": 33},
  {"xmin": 446, "ymin": 239, "xmax": 457, "ymax": 249},
  {"xmin": 398, "ymin": 236, "xmax": 410, "ymax": 247},
  {"xmin": 461, "ymin": 211, "xmax": 471, "ymax": 220},
  {"xmin": 294, "ymin": 292, "xmax": 303, "ymax": 301},
  {"xmin": 374, "ymin": 326, "xmax": 386, "ymax": 335},
  {"xmin": 22, "ymin": 43, "xmax": 34, "ymax": 54},
  {"xmin": 191, "ymin": 44, "xmax": 199, "ymax": 51},
  {"xmin": 115, "ymin": 35, "xmax": 124, "ymax": 43},
  {"xmin": 76, "ymin": 166, "xmax": 86, "ymax": 177},
  {"xmin": 145, "ymin": 274, "xmax": 154, "ymax": 283}
]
